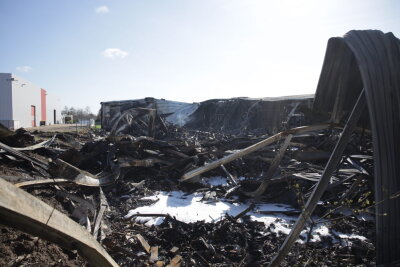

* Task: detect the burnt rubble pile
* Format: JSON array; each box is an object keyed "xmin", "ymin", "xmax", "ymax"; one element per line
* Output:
[
  {"xmin": 1, "ymin": 29, "xmax": 400, "ymax": 266},
  {"xmin": 0, "ymin": 115, "xmax": 376, "ymax": 266}
]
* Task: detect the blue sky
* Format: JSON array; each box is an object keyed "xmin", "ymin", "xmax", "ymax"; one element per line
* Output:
[{"xmin": 0, "ymin": 0, "xmax": 399, "ymax": 113}]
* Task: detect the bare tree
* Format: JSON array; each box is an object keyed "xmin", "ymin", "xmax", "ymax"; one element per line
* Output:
[{"xmin": 62, "ymin": 106, "xmax": 96, "ymax": 123}]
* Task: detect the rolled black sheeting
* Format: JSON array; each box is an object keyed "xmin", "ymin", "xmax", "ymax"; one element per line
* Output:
[{"xmin": 313, "ymin": 30, "xmax": 400, "ymax": 265}]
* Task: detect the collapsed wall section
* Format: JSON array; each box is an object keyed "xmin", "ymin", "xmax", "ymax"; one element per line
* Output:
[
  {"xmin": 100, "ymin": 95, "xmax": 313, "ymax": 134},
  {"xmin": 185, "ymin": 96, "xmax": 313, "ymax": 134},
  {"xmin": 100, "ymin": 98, "xmax": 198, "ymax": 131}
]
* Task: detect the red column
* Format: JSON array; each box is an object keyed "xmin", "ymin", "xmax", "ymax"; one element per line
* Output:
[{"xmin": 31, "ymin": 105, "xmax": 36, "ymax": 127}]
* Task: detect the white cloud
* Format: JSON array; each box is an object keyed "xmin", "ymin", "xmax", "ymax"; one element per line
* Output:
[
  {"xmin": 16, "ymin": 66, "xmax": 33, "ymax": 72},
  {"xmin": 95, "ymin": 5, "xmax": 109, "ymax": 14},
  {"xmin": 102, "ymin": 48, "xmax": 128, "ymax": 59}
]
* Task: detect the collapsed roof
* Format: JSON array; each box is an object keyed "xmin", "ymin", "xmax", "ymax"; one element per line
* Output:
[{"xmin": 100, "ymin": 95, "xmax": 314, "ymax": 135}]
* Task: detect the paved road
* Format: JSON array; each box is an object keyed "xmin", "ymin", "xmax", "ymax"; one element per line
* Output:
[{"xmin": 27, "ymin": 124, "xmax": 92, "ymax": 133}]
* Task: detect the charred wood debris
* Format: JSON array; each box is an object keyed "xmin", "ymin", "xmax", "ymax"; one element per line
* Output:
[{"xmin": 1, "ymin": 29, "xmax": 400, "ymax": 267}]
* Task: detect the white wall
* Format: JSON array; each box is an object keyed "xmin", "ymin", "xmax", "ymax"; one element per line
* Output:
[
  {"xmin": 46, "ymin": 92, "xmax": 62, "ymax": 124},
  {"xmin": 0, "ymin": 73, "xmax": 13, "ymax": 128},
  {"xmin": 11, "ymin": 74, "xmax": 42, "ymax": 128},
  {"xmin": 0, "ymin": 73, "xmax": 63, "ymax": 128}
]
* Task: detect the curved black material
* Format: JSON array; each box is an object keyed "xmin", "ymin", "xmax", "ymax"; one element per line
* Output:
[{"xmin": 313, "ymin": 30, "xmax": 400, "ymax": 265}]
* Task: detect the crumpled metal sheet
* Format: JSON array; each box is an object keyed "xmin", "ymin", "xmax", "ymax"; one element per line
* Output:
[
  {"xmin": 185, "ymin": 96, "xmax": 313, "ymax": 134},
  {"xmin": 312, "ymin": 30, "xmax": 400, "ymax": 265}
]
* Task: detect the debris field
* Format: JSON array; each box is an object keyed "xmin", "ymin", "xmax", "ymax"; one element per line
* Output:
[
  {"xmin": 0, "ymin": 113, "xmax": 375, "ymax": 266},
  {"xmin": 1, "ymin": 29, "xmax": 400, "ymax": 266}
]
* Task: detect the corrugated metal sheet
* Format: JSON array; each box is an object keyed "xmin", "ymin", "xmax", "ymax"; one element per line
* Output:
[
  {"xmin": 100, "ymin": 98, "xmax": 197, "ymax": 130},
  {"xmin": 313, "ymin": 30, "xmax": 400, "ymax": 265},
  {"xmin": 185, "ymin": 97, "xmax": 313, "ymax": 134},
  {"xmin": 154, "ymin": 99, "xmax": 193, "ymax": 115}
]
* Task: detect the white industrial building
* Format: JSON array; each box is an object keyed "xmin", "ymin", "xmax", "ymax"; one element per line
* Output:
[{"xmin": 0, "ymin": 73, "xmax": 62, "ymax": 129}]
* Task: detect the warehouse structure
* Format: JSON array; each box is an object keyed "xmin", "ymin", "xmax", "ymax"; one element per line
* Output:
[
  {"xmin": 100, "ymin": 96, "xmax": 313, "ymax": 134},
  {"xmin": 100, "ymin": 97, "xmax": 197, "ymax": 130},
  {"xmin": 0, "ymin": 73, "xmax": 62, "ymax": 129}
]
